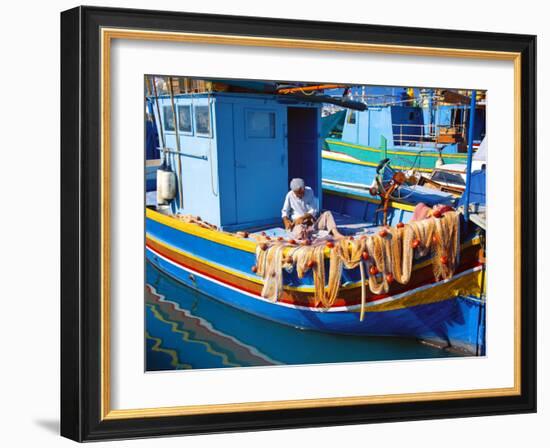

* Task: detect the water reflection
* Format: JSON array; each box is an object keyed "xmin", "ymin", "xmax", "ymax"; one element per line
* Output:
[{"xmin": 145, "ymin": 261, "xmax": 458, "ymax": 371}]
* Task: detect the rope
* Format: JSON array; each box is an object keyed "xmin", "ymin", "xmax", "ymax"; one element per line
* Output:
[
  {"xmin": 174, "ymin": 214, "xmax": 218, "ymax": 230},
  {"xmin": 254, "ymin": 211, "xmax": 461, "ymax": 311},
  {"xmin": 256, "ymin": 242, "xmax": 286, "ymax": 302},
  {"xmin": 359, "ymin": 261, "xmax": 366, "ymax": 321}
]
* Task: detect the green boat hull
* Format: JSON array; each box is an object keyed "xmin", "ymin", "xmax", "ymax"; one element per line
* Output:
[{"xmin": 324, "ymin": 138, "xmax": 468, "ymax": 172}]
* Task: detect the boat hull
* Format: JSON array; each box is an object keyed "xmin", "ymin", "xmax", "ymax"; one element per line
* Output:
[
  {"xmin": 324, "ymin": 138, "xmax": 467, "ymax": 171},
  {"xmin": 145, "ymin": 234, "xmax": 485, "ymax": 355}
]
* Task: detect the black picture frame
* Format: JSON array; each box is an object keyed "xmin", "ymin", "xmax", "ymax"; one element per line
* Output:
[{"xmin": 61, "ymin": 5, "xmax": 536, "ymax": 442}]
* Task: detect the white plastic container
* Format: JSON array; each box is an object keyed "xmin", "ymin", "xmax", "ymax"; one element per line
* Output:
[{"xmin": 156, "ymin": 168, "xmax": 176, "ymax": 204}]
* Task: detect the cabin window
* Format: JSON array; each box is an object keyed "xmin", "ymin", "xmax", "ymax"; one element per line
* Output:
[
  {"xmin": 194, "ymin": 105, "xmax": 212, "ymax": 137},
  {"xmin": 246, "ymin": 110, "xmax": 275, "ymax": 138},
  {"xmin": 177, "ymin": 105, "xmax": 192, "ymax": 133},
  {"xmin": 163, "ymin": 105, "xmax": 175, "ymax": 131},
  {"xmin": 347, "ymin": 111, "xmax": 356, "ymax": 124}
]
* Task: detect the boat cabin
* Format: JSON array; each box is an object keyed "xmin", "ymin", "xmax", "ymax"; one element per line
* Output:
[
  {"xmin": 340, "ymin": 91, "xmax": 485, "ymax": 152},
  {"xmin": 343, "ymin": 105, "xmax": 427, "ymax": 149},
  {"xmin": 150, "ymin": 92, "xmax": 322, "ymax": 231}
]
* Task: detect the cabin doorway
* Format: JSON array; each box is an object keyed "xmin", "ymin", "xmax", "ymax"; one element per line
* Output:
[{"xmin": 287, "ymin": 107, "xmax": 320, "ymax": 202}]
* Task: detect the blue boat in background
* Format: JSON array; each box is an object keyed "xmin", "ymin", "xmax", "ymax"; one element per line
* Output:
[{"xmin": 321, "ymin": 87, "xmax": 486, "ymax": 190}]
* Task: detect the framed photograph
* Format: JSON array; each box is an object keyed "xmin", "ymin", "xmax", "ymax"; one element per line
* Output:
[{"xmin": 60, "ymin": 6, "xmax": 536, "ymax": 441}]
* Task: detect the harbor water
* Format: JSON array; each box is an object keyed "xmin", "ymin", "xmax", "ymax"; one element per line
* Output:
[{"xmin": 145, "ymin": 260, "xmax": 461, "ymax": 371}]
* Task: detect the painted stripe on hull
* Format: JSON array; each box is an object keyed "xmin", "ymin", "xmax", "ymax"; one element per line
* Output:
[
  {"xmin": 147, "ymin": 242, "xmax": 482, "ymax": 313},
  {"xmin": 322, "ymin": 150, "xmax": 433, "ymax": 173},
  {"xmin": 146, "ymin": 234, "xmax": 482, "ymax": 310},
  {"xmin": 146, "ymin": 207, "xmax": 256, "ymax": 253},
  {"xmin": 326, "ymin": 138, "xmax": 468, "ymax": 159},
  {"xmin": 146, "ymin": 245, "xmax": 485, "ymax": 352},
  {"xmin": 324, "ymin": 141, "xmax": 468, "ymax": 174}
]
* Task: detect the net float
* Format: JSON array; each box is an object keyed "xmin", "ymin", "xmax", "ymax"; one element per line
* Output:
[
  {"xmin": 412, "ymin": 239, "xmax": 421, "ymax": 249},
  {"xmin": 379, "ymin": 229, "xmax": 388, "ymax": 237},
  {"xmin": 441, "ymin": 255, "xmax": 449, "ymax": 265},
  {"xmin": 386, "ymin": 273, "xmax": 394, "ymax": 283},
  {"xmin": 307, "ymin": 260, "xmax": 316, "ymax": 268},
  {"xmin": 397, "ymin": 222, "xmax": 405, "ymax": 228},
  {"xmin": 362, "ymin": 251, "xmax": 370, "ymax": 260},
  {"xmin": 433, "ymin": 209, "xmax": 442, "ymax": 218},
  {"xmin": 369, "ymin": 265, "xmax": 379, "ymax": 276},
  {"xmin": 326, "ymin": 241, "xmax": 335, "ymax": 249},
  {"xmin": 260, "ymin": 243, "xmax": 268, "ymax": 251},
  {"xmin": 251, "ymin": 265, "xmax": 258, "ymax": 273}
]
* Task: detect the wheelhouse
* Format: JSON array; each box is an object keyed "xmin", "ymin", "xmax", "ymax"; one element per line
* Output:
[{"xmin": 150, "ymin": 91, "xmax": 322, "ymax": 231}]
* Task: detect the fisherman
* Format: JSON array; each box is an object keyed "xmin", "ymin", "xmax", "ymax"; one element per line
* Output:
[{"xmin": 281, "ymin": 178, "xmax": 344, "ymax": 241}]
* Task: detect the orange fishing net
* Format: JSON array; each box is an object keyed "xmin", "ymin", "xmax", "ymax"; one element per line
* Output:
[
  {"xmin": 175, "ymin": 214, "xmax": 218, "ymax": 230},
  {"xmin": 255, "ymin": 211, "xmax": 461, "ymax": 311}
]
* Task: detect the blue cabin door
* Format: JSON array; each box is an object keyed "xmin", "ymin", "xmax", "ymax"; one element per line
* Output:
[{"xmin": 234, "ymin": 106, "xmax": 287, "ymax": 225}]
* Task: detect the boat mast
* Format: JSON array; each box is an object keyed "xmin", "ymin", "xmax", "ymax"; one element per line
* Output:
[
  {"xmin": 463, "ymin": 90, "xmax": 477, "ymax": 222},
  {"xmin": 168, "ymin": 76, "xmax": 184, "ymax": 210}
]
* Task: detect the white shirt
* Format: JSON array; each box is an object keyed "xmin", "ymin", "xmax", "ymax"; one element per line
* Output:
[{"xmin": 281, "ymin": 187, "xmax": 318, "ymax": 221}]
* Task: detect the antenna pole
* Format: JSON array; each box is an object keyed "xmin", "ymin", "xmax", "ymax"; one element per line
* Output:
[{"xmin": 463, "ymin": 90, "xmax": 477, "ymax": 222}]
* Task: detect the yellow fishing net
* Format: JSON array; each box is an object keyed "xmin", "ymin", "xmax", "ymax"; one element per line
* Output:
[{"xmin": 255, "ymin": 211, "xmax": 461, "ymax": 311}]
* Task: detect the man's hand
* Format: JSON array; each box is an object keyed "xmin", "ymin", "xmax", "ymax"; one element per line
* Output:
[{"xmin": 283, "ymin": 217, "xmax": 293, "ymax": 230}]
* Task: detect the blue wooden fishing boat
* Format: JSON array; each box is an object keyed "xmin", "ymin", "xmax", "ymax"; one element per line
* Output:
[
  {"xmin": 321, "ymin": 88, "xmax": 486, "ymax": 190},
  {"xmin": 145, "ymin": 81, "xmax": 486, "ymax": 355}
]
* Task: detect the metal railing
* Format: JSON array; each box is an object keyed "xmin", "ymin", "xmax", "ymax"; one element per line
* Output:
[
  {"xmin": 156, "ymin": 147, "xmax": 208, "ymax": 160},
  {"xmin": 391, "ymin": 123, "xmax": 466, "ymax": 147}
]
